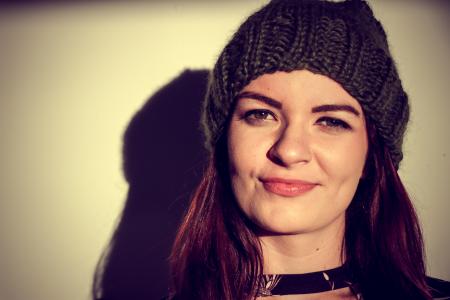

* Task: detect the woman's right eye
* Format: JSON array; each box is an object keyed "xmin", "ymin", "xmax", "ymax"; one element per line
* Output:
[{"xmin": 242, "ymin": 109, "xmax": 276, "ymax": 124}]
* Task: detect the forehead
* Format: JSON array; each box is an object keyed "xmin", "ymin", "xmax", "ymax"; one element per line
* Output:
[{"xmin": 241, "ymin": 70, "xmax": 363, "ymax": 113}]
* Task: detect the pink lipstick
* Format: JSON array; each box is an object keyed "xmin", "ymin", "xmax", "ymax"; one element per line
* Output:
[{"xmin": 261, "ymin": 178, "xmax": 318, "ymax": 197}]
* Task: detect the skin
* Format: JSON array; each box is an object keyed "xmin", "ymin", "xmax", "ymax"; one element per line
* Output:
[{"xmin": 227, "ymin": 70, "xmax": 368, "ymax": 294}]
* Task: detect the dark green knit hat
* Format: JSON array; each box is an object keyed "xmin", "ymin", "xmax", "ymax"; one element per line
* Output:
[{"xmin": 202, "ymin": 0, "xmax": 409, "ymax": 169}]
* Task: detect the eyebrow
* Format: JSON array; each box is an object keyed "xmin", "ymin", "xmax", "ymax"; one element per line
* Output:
[
  {"xmin": 312, "ymin": 104, "xmax": 360, "ymax": 117},
  {"xmin": 235, "ymin": 91, "xmax": 282, "ymax": 109},
  {"xmin": 236, "ymin": 91, "xmax": 361, "ymax": 117}
]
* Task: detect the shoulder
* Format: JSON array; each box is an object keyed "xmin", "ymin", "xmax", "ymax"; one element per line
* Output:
[{"xmin": 427, "ymin": 276, "xmax": 450, "ymax": 299}]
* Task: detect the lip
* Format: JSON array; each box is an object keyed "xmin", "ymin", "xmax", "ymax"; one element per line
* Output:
[{"xmin": 260, "ymin": 177, "xmax": 318, "ymax": 197}]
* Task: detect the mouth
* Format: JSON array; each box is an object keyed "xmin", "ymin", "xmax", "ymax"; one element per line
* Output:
[{"xmin": 260, "ymin": 177, "xmax": 318, "ymax": 197}]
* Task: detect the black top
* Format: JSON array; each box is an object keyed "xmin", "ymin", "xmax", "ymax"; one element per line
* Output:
[
  {"xmin": 256, "ymin": 266, "xmax": 450, "ymax": 299},
  {"xmin": 163, "ymin": 272, "xmax": 450, "ymax": 300},
  {"xmin": 427, "ymin": 277, "xmax": 450, "ymax": 299},
  {"xmin": 256, "ymin": 265, "xmax": 355, "ymax": 296}
]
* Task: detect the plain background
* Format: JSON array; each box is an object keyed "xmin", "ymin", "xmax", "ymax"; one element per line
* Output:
[{"xmin": 0, "ymin": 1, "xmax": 449, "ymax": 300}]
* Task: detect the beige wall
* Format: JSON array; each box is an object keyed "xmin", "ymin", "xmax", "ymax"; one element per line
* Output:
[{"xmin": 0, "ymin": 1, "xmax": 448, "ymax": 299}]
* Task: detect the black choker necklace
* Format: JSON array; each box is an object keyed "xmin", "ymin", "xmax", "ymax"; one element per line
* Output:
[{"xmin": 256, "ymin": 265, "xmax": 355, "ymax": 297}]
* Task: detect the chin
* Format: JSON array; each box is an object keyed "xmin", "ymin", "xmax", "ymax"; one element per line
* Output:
[{"xmin": 252, "ymin": 216, "xmax": 314, "ymax": 236}]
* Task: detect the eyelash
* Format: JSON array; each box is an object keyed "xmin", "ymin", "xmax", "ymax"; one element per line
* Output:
[
  {"xmin": 243, "ymin": 109, "xmax": 276, "ymax": 122},
  {"xmin": 242, "ymin": 109, "xmax": 352, "ymax": 130},
  {"xmin": 316, "ymin": 116, "xmax": 352, "ymax": 130}
]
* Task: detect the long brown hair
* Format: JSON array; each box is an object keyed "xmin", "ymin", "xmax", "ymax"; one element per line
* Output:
[
  {"xmin": 169, "ymin": 119, "xmax": 431, "ymax": 299},
  {"xmin": 169, "ymin": 134, "xmax": 262, "ymax": 299}
]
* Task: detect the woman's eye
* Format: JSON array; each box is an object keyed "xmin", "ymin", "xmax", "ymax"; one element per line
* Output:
[
  {"xmin": 243, "ymin": 109, "xmax": 276, "ymax": 124},
  {"xmin": 316, "ymin": 117, "xmax": 351, "ymax": 130}
]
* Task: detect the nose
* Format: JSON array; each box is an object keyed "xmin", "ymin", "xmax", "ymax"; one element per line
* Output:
[{"xmin": 268, "ymin": 124, "xmax": 312, "ymax": 167}]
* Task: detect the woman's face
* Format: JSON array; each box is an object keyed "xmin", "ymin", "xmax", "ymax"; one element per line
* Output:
[{"xmin": 227, "ymin": 70, "xmax": 368, "ymax": 235}]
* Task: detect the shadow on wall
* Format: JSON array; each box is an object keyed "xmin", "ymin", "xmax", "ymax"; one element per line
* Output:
[{"xmin": 93, "ymin": 69, "xmax": 210, "ymax": 300}]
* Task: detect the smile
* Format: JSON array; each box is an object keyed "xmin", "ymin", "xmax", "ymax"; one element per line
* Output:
[{"xmin": 260, "ymin": 178, "xmax": 318, "ymax": 197}]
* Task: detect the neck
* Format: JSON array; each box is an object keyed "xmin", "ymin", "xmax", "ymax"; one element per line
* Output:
[{"xmin": 258, "ymin": 215, "xmax": 346, "ymax": 274}]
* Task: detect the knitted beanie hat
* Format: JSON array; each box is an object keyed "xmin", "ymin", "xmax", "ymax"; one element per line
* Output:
[{"xmin": 202, "ymin": 0, "xmax": 409, "ymax": 169}]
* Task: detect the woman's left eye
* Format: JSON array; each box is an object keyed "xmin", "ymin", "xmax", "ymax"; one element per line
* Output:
[{"xmin": 316, "ymin": 117, "xmax": 351, "ymax": 130}]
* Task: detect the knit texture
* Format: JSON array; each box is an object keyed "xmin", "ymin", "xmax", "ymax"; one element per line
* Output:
[{"xmin": 202, "ymin": 0, "xmax": 409, "ymax": 169}]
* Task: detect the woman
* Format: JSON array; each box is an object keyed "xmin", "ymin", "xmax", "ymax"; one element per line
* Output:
[{"xmin": 169, "ymin": 1, "xmax": 449, "ymax": 299}]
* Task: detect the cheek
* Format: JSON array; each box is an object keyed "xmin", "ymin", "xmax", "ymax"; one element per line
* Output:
[
  {"xmin": 346, "ymin": 130, "xmax": 369, "ymax": 175},
  {"xmin": 227, "ymin": 122, "xmax": 271, "ymax": 209},
  {"xmin": 227, "ymin": 127, "xmax": 251, "ymax": 177},
  {"xmin": 328, "ymin": 138, "xmax": 368, "ymax": 210},
  {"xmin": 227, "ymin": 122, "xmax": 273, "ymax": 176},
  {"xmin": 320, "ymin": 129, "xmax": 368, "ymax": 176},
  {"xmin": 317, "ymin": 131, "xmax": 368, "ymax": 208}
]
